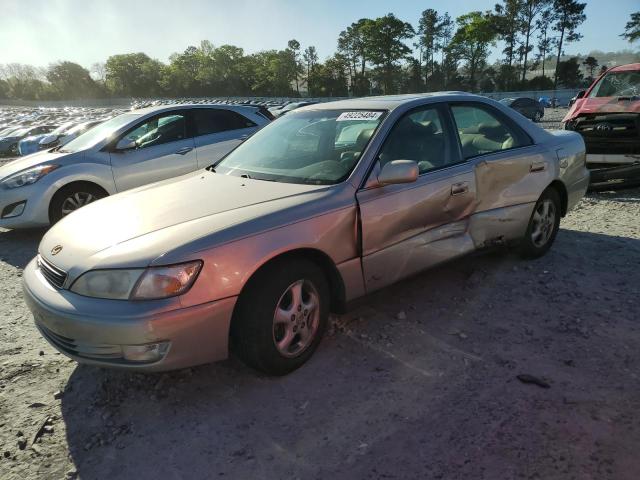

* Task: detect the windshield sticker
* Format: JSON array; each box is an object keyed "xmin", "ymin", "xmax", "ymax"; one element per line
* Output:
[{"xmin": 336, "ymin": 111, "xmax": 383, "ymax": 122}]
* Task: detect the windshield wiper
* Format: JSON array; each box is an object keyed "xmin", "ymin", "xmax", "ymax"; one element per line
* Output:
[{"xmin": 240, "ymin": 173, "xmax": 251, "ymax": 179}]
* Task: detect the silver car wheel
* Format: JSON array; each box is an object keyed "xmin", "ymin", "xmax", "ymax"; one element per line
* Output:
[
  {"xmin": 272, "ymin": 279, "xmax": 320, "ymax": 358},
  {"xmin": 531, "ymin": 199, "xmax": 556, "ymax": 247},
  {"xmin": 60, "ymin": 192, "xmax": 96, "ymax": 217}
]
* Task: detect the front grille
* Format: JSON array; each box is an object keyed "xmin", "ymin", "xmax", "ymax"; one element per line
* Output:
[
  {"xmin": 37, "ymin": 255, "xmax": 67, "ymax": 289},
  {"xmin": 571, "ymin": 113, "xmax": 640, "ymax": 156},
  {"xmin": 37, "ymin": 323, "xmax": 124, "ymax": 361}
]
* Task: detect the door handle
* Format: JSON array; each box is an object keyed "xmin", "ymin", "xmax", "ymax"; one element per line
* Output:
[
  {"xmin": 451, "ymin": 182, "xmax": 469, "ymax": 196},
  {"xmin": 175, "ymin": 147, "xmax": 193, "ymax": 155},
  {"xmin": 530, "ymin": 161, "xmax": 546, "ymax": 172}
]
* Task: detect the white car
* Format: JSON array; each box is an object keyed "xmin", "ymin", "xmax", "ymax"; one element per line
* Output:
[{"xmin": 0, "ymin": 104, "xmax": 270, "ymax": 228}]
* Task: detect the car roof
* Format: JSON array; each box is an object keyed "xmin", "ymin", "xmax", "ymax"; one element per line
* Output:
[
  {"xmin": 131, "ymin": 103, "xmax": 260, "ymax": 116},
  {"xmin": 608, "ymin": 63, "xmax": 640, "ymax": 72},
  {"xmin": 298, "ymin": 92, "xmax": 474, "ymax": 112}
]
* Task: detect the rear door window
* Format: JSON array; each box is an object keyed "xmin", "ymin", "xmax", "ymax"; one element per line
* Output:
[
  {"xmin": 192, "ymin": 109, "xmax": 257, "ymax": 137},
  {"xmin": 450, "ymin": 104, "xmax": 532, "ymax": 159}
]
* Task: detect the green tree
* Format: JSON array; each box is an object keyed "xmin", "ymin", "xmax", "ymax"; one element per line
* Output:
[
  {"xmin": 518, "ymin": 0, "xmax": 552, "ymax": 84},
  {"xmin": 556, "ymin": 57, "xmax": 583, "ymax": 87},
  {"xmin": 552, "ymin": 0, "xmax": 587, "ymax": 90},
  {"xmin": 582, "ymin": 55, "xmax": 598, "ymax": 80},
  {"xmin": 0, "ymin": 63, "xmax": 49, "ymax": 100},
  {"xmin": 621, "ymin": 12, "xmax": 640, "ymax": 43},
  {"xmin": 105, "ymin": 53, "xmax": 165, "ymax": 97},
  {"xmin": 287, "ymin": 39, "xmax": 302, "ymax": 96},
  {"xmin": 303, "ymin": 46, "xmax": 318, "ymax": 95},
  {"xmin": 337, "ymin": 18, "xmax": 375, "ymax": 95},
  {"xmin": 46, "ymin": 61, "xmax": 99, "ymax": 99},
  {"xmin": 493, "ymin": 0, "xmax": 524, "ymax": 70},
  {"xmin": 449, "ymin": 11, "xmax": 497, "ymax": 91},
  {"xmin": 367, "ymin": 13, "xmax": 415, "ymax": 94},
  {"xmin": 312, "ymin": 55, "xmax": 349, "ymax": 97},
  {"xmin": 536, "ymin": 8, "xmax": 554, "ymax": 79},
  {"xmin": 417, "ymin": 9, "xmax": 438, "ymax": 86},
  {"xmin": 417, "ymin": 9, "xmax": 454, "ymax": 90}
]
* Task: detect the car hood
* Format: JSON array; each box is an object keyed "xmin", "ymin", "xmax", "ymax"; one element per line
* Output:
[
  {"xmin": 564, "ymin": 96, "xmax": 640, "ymax": 122},
  {"xmin": 39, "ymin": 171, "xmax": 329, "ymax": 277},
  {"xmin": 0, "ymin": 150, "xmax": 67, "ymax": 179}
]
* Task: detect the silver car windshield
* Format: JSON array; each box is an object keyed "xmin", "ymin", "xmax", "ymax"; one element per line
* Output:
[
  {"xmin": 215, "ymin": 109, "xmax": 385, "ymax": 185},
  {"xmin": 59, "ymin": 114, "xmax": 139, "ymax": 153}
]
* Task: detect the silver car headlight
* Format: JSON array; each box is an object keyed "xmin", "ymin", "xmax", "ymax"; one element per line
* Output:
[
  {"xmin": 70, "ymin": 261, "xmax": 202, "ymax": 300},
  {"xmin": 1, "ymin": 164, "xmax": 59, "ymax": 189}
]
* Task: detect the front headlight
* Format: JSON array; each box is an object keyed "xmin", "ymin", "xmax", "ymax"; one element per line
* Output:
[
  {"xmin": 70, "ymin": 261, "xmax": 202, "ymax": 300},
  {"xmin": 70, "ymin": 269, "xmax": 145, "ymax": 300},
  {"xmin": 1, "ymin": 164, "xmax": 59, "ymax": 189}
]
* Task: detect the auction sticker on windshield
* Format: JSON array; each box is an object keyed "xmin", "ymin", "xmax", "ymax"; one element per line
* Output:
[{"xmin": 336, "ymin": 111, "xmax": 383, "ymax": 122}]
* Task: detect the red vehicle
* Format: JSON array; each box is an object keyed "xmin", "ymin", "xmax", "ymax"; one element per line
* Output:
[{"xmin": 563, "ymin": 63, "xmax": 640, "ymax": 189}]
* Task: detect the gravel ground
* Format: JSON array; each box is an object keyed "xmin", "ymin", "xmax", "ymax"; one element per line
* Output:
[{"xmin": 1, "ymin": 107, "xmax": 640, "ymax": 480}]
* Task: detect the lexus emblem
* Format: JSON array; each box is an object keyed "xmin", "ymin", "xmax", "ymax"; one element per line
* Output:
[
  {"xmin": 51, "ymin": 245, "xmax": 63, "ymax": 256},
  {"xmin": 595, "ymin": 123, "xmax": 613, "ymax": 133}
]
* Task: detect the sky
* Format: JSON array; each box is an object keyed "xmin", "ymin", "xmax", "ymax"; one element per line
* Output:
[{"xmin": 0, "ymin": 0, "xmax": 638, "ymax": 69}]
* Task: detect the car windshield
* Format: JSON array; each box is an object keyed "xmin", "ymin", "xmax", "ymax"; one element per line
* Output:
[
  {"xmin": 214, "ymin": 109, "xmax": 385, "ymax": 185},
  {"xmin": 59, "ymin": 114, "xmax": 139, "ymax": 153},
  {"xmin": 588, "ymin": 71, "xmax": 640, "ymax": 98}
]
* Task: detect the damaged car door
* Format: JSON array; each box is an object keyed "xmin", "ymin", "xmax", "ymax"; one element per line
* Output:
[
  {"xmin": 449, "ymin": 103, "xmax": 551, "ymax": 247},
  {"xmin": 356, "ymin": 104, "xmax": 477, "ymax": 293}
]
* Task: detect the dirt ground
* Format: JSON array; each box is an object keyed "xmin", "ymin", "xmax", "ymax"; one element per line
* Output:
[{"xmin": 1, "ymin": 108, "xmax": 639, "ymax": 480}]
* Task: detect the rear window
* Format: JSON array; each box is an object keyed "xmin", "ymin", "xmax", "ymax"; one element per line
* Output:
[{"xmin": 192, "ymin": 109, "xmax": 256, "ymax": 136}]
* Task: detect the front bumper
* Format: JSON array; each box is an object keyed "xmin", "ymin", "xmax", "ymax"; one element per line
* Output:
[
  {"xmin": 0, "ymin": 182, "xmax": 55, "ymax": 228},
  {"xmin": 22, "ymin": 258, "xmax": 237, "ymax": 372}
]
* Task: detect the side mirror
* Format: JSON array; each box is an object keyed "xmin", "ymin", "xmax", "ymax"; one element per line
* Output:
[
  {"xmin": 576, "ymin": 90, "xmax": 586, "ymax": 99},
  {"xmin": 115, "ymin": 138, "xmax": 137, "ymax": 151},
  {"xmin": 377, "ymin": 160, "xmax": 419, "ymax": 186}
]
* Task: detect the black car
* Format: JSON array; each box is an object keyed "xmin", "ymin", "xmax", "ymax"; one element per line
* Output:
[{"xmin": 499, "ymin": 97, "xmax": 545, "ymax": 122}]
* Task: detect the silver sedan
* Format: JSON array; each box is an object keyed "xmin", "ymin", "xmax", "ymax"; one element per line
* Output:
[
  {"xmin": 23, "ymin": 93, "xmax": 589, "ymax": 375},
  {"xmin": 0, "ymin": 104, "xmax": 269, "ymax": 228}
]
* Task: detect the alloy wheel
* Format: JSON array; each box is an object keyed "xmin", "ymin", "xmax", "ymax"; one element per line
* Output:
[
  {"xmin": 272, "ymin": 279, "xmax": 321, "ymax": 358},
  {"xmin": 531, "ymin": 199, "xmax": 556, "ymax": 248},
  {"xmin": 60, "ymin": 192, "xmax": 97, "ymax": 217}
]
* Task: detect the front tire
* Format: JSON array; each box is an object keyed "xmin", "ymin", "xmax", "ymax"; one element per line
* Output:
[
  {"xmin": 518, "ymin": 188, "xmax": 561, "ymax": 259},
  {"xmin": 49, "ymin": 183, "xmax": 107, "ymax": 224},
  {"xmin": 231, "ymin": 258, "xmax": 330, "ymax": 375}
]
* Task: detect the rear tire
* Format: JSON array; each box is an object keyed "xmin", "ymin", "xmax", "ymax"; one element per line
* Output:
[
  {"xmin": 230, "ymin": 258, "xmax": 330, "ymax": 376},
  {"xmin": 49, "ymin": 183, "xmax": 107, "ymax": 224},
  {"xmin": 518, "ymin": 188, "xmax": 561, "ymax": 259}
]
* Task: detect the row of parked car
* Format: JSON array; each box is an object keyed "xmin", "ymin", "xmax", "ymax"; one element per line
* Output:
[
  {"xmin": 0, "ymin": 106, "xmax": 127, "ymax": 157},
  {"xmin": 0, "ymin": 99, "xmax": 322, "ymax": 159}
]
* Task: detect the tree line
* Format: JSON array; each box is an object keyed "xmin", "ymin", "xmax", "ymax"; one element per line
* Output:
[{"xmin": 1, "ymin": 2, "xmax": 638, "ymax": 101}]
